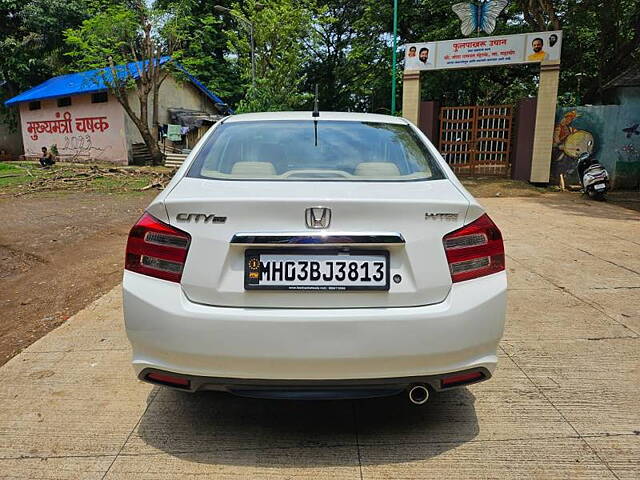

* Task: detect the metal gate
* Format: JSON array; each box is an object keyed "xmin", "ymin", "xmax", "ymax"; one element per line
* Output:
[{"xmin": 439, "ymin": 105, "xmax": 513, "ymax": 176}]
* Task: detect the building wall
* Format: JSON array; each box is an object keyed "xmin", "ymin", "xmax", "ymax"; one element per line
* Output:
[
  {"xmin": 124, "ymin": 74, "xmax": 218, "ymax": 158},
  {"xmin": 18, "ymin": 92, "xmax": 128, "ymax": 164},
  {"xmin": 552, "ymin": 93, "xmax": 640, "ymax": 189},
  {"xmin": 0, "ymin": 119, "xmax": 23, "ymax": 156}
]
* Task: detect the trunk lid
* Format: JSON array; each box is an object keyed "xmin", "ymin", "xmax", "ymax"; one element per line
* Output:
[{"xmin": 164, "ymin": 177, "xmax": 470, "ymax": 308}]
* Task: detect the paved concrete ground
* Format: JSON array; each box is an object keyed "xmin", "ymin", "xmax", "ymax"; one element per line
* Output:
[{"xmin": 1, "ymin": 194, "xmax": 639, "ymax": 479}]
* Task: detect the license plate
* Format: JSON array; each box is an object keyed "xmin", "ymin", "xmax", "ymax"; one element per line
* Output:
[
  {"xmin": 244, "ymin": 249, "xmax": 390, "ymax": 291},
  {"xmin": 594, "ymin": 183, "xmax": 606, "ymax": 191}
]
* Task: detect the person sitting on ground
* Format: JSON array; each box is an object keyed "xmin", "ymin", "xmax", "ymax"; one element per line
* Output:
[{"xmin": 39, "ymin": 147, "xmax": 55, "ymax": 168}]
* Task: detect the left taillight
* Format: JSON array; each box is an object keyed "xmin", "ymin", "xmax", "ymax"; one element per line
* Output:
[
  {"xmin": 125, "ymin": 212, "xmax": 191, "ymax": 283},
  {"xmin": 443, "ymin": 214, "xmax": 505, "ymax": 283}
]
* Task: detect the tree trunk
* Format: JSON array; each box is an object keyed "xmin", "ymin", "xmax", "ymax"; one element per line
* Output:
[
  {"xmin": 152, "ymin": 73, "xmax": 168, "ymax": 141},
  {"xmin": 141, "ymin": 126, "xmax": 164, "ymax": 165},
  {"xmin": 116, "ymin": 89, "xmax": 164, "ymax": 165},
  {"xmin": 134, "ymin": 89, "xmax": 164, "ymax": 165},
  {"xmin": 140, "ymin": 98, "xmax": 163, "ymax": 165}
]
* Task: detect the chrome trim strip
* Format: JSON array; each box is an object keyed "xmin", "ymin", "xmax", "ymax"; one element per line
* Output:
[{"xmin": 230, "ymin": 232, "xmax": 406, "ymax": 245}]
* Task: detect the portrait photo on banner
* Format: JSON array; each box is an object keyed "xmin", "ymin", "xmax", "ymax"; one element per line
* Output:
[
  {"xmin": 404, "ymin": 43, "xmax": 437, "ymax": 71},
  {"xmin": 525, "ymin": 31, "xmax": 562, "ymax": 63}
]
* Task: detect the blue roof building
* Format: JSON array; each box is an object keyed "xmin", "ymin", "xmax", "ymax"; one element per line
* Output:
[{"xmin": 6, "ymin": 58, "xmax": 228, "ymax": 164}]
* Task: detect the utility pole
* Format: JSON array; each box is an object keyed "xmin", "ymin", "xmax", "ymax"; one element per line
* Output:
[{"xmin": 391, "ymin": 0, "xmax": 399, "ymax": 115}]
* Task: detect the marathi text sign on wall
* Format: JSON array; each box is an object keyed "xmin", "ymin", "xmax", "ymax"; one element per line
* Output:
[
  {"xmin": 25, "ymin": 112, "xmax": 110, "ymax": 141},
  {"xmin": 404, "ymin": 31, "xmax": 562, "ymax": 71},
  {"xmin": 20, "ymin": 92, "xmax": 128, "ymax": 164}
]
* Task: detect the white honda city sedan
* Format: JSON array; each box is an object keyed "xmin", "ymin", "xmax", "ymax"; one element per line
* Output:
[{"xmin": 123, "ymin": 112, "xmax": 506, "ymax": 404}]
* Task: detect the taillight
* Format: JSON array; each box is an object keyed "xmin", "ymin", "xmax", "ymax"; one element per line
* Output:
[
  {"xmin": 443, "ymin": 214, "xmax": 505, "ymax": 283},
  {"xmin": 125, "ymin": 212, "xmax": 191, "ymax": 283}
]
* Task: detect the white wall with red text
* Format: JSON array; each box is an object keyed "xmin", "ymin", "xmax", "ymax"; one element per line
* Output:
[{"xmin": 19, "ymin": 92, "xmax": 128, "ymax": 164}]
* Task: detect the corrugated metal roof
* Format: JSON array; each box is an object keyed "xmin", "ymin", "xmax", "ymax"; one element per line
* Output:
[
  {"xmin": 4, "ymin": 57, "xmax": 228, "ymax": 109},
  {"xmin": 603, "ymin": 65, "xmax": 640, "ymax": 89}
]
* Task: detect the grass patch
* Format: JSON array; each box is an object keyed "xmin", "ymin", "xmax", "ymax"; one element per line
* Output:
[
  {"xmin": 90, "ymin": 176, "xmax": 152, "ymax": 193},
  {"xmin": 0, "ymin": 163, "xmax": 20, "ymax": 172},
  {"xmin": 0, "ymin": 163, "xmax": 44, "ymax": 189}
]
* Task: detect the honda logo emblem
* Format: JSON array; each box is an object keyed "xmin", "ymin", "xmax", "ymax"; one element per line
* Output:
[{"xmin": 305, "ymin": 207, "xmax": 331, "ymax": 229}]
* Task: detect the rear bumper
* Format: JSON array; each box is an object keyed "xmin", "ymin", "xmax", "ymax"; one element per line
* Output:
[
  {"xmin": 139, "ymin": 367, "xmax": 492, "ymax": 399},
  {"xmin": 123, "ymin": 270, "xmax": 507, "ymax": 383}
]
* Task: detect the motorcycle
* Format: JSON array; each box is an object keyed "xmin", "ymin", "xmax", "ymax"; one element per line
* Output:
[{"xmin": 576, "ymin": 151, "xmax": 610, "ymax": 200}]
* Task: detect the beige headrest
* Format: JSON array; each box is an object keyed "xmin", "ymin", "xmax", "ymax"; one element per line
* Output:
[
  {"xmin": 230, "ymin": 161, "xmax": 277, "ymax": 177},
  {"xmin": 354, "ymin": 162, "xmax": 401, "ymax": 177}
]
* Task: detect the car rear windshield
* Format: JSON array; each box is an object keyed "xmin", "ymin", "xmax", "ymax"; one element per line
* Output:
[{"xmin": 187, "ymin": 120, "xmax": 445, "ymax": 182}]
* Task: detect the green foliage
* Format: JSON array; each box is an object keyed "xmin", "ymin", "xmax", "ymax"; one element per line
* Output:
[
  {"xmin": 0, "ymin": 0, "xmax": 96, "ymax": 126},
  {"xmin": 0, "ymin": 162, "xmax": 21, "ymax": 172},
  {"xmin": 554, "ymin": 0, "xmax": 639, "ymax": 104},
  {"xmin": 226, "ymin": 0, "xmax": 314, "ymax": 112},
  {"xmin": 2, "ymin": 0, "xmax": 640, "ymax": 116},
  {"xmin": 155, "ymin": 0, "xmax": 244, "ymax": 105},
  {"xmin": 302, "ymin": 0, "xmax": 639, "ymax": 110},
  {"xmin": 64, "ymin": 5, "xmax": 139, "ymax": 70},
  {"xmin": 401, "ymin": 0, "xmax": 640, "ymax": 106},
  {"xmin": 63, "ymin": 1, "xmax": 186, "ymax": 164},
  {"xmin": 302, "ymin": 1, "xmax": 393, "ymax": 113}
]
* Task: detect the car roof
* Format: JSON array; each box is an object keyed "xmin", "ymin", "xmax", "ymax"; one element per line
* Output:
[{"xmin": 223, "ymin": 111, "xmax": 410, "ymax": 125}]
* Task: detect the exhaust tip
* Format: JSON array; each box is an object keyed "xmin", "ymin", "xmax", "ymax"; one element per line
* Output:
[{"xmin": 408, "ymin": 384, "xmax": 429, "ymax": 405}]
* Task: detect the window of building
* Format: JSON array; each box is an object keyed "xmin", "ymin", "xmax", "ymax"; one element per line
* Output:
[
  {"xmin": 28, "ymin": 101, "xmax": 41, "ymax": 111},
  {"xmin": 57, "ymin": 97, "xmax": 72, "ymax": 107},
  {"xmin": 91, "ymin": 92, "xmax": 108, "ymax": 104}
]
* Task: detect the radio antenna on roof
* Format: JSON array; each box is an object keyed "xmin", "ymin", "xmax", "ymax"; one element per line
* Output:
[
  {"xmin": 312, "ymin": 84, "xmax": 319, "ymax": 118},
  {"xmin": 312, "ymin": 84, "xmax": 319, "ymax": 147}
]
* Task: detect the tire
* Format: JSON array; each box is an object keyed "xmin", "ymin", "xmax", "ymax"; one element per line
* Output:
[{"xmin": 587, "ymin": 189, "xmax": 606, "ymax": 201}]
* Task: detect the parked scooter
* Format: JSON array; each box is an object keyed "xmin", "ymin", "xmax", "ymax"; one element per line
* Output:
[{"xmin": 576, "ymin": 151, "xmax": 610, "ymax": 200}]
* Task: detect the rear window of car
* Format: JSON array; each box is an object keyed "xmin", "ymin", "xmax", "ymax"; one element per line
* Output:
[{"xmin": 187, "ymin": 120, "xmax": 445, "ymax": 182}]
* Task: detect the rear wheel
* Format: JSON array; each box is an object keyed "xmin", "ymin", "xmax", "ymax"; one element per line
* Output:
[{"xmin": 587, "ymin": 189, "xmax": 606, "ymax": 201}]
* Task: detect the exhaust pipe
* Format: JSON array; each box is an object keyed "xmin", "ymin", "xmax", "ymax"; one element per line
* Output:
[{"xmin": 407, "ymin": 384, "xmax": 429, "ymax": 405}]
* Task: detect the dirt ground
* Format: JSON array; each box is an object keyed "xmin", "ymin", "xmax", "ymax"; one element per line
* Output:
[
  {"xmin": 462, "ymin": 176, "xmax": 640, "ymax": 212},
  {"xmin": 461, "ymin": 176, "xmax": 553, "ymax": 198},
  {"xmin": 606, "ymin": 189, "xmax": 640, "ymax": 213},
  {"xmin": 0, "ymin": 188, "xmax": 156, "ymax": 366}
]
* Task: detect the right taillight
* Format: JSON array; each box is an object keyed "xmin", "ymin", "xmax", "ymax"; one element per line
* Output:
[
  {"xmin": 125, "ymin": 212, "xmax": 191, "ymax": 283},
  {"xmin": 443, "ymin": 214, "xmax": 505, "ymax": 283}
]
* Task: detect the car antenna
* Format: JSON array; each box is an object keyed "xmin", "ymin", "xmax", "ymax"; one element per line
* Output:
[
  {"xmin": 312, "ymin": 84, "xmax": 320, "ymax": 118},
  {"xmin": 313, "ymin": 84, "xmax": 319, "ymax": 146}
]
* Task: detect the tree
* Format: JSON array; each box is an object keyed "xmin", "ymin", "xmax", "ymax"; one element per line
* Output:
[
  {"xmin": 5, "ymin": 0, "xmax": 639, "ymax": 122},
  {"xmin": 226, "ymin": 0, "xmax": 314, "ymax": 112},
  {"xmin": 515, "ymin": 0, "xmax": 562, "ymax": 30},
  {"xmin": 356, "ymin": 0, "xmax": 639, "ymax": 108},
  {"xmin": 65, "ymin": 1, "xmax": 183, "ymax": 164},
  {"xmin": 302, "ymin": 1, "xmax": 392, "ymax": 112},
  {"xmin": 0, "ymin": 0, "xmax": 99, "ymax": 127},
  {"xmin": 155, "ymin": 0, "xmax": 244, "ymax": 106}
]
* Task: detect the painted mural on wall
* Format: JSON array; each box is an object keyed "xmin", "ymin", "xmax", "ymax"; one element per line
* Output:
[
  {"xmin": 552, "ymin": 105, "xmax": 640, "ymax": 189},
  {"xmin": 19, "ymin": 93, "xmax": 128, "ymax": 164},
  {"xmin": 551, "ymin": 110, "xmax": 595, "ymax": 183}
]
